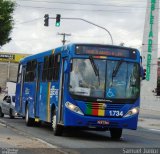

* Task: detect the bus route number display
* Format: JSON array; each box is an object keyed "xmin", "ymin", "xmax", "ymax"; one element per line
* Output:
[{"xmin": 75, "ymin": 45, "xmax": 137, "ymax": 59}]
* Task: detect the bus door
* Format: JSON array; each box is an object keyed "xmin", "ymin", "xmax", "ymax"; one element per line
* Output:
[
  {"xmin": 35, "ymin": 63, "xmax": 42, "ymax": 118},
  {"xmin": 16, "ymin": 65, "xmax": 25, "ymax": 113},
  {"xmin": 57, "ymin": 57, "xmax": 65, "ymax": 124}
]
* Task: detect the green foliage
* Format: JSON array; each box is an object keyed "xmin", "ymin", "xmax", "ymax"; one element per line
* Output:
[{"xmin": 0, "ymin": 0, "xmax": 15, "ymax": 47}]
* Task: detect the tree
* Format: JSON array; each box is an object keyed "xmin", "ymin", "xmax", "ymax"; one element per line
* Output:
[{"xmin": 0, "ymin": 0, "xmax": 15, "ymax": 47}]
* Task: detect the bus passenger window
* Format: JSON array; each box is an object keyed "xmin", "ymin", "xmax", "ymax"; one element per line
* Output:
[
  {"xmin": 42, "ymin": 56, "xmax": 49, "ymax": 81},
  {"xmin": 42, "ymin": 54, "xmax": 60, "ymax": 82},
  {"xmin": 53, "ymin": 54, "xmax": 60, "ymax": 81},
  {"xmin": 47, "ymin": 55, "xmax": 54, "ymax": 81},
  {"xmin": 25, "ymin": 60, "xmax": 37, "ymax": 82}
]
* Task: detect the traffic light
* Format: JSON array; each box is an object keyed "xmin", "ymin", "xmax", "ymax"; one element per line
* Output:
[
  {"xmin": 143, "ymin": 68, "xmax": 146, "ymax": 80},
  {"xmin": 44, "ymin": 14, "xmax": 49, "ymax": 26},
  {"xmin": 55, "ymin": 14, "xmax": 61, "ymax": 27}
]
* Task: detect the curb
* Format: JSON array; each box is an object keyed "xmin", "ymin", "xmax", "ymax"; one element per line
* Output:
[{"xmin": 0, "ymin": 118, "xmax": 68, "ymax": 154}]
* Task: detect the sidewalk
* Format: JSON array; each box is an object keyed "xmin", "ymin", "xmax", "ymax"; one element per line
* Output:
[
  {"xmin": 141, "ymin": 97, "xmax": 160, "ymax": 112},
  {"xmin": 138, "ymin": 108, "xmax": 160, "ymax": 130}
]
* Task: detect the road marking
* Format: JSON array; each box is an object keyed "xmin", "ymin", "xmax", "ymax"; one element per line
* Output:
[
  {"xmin": 0, "ymin": 123, "xmax": 6, "ymax": 127},
  {"xmin": 34, "ymin": 137, "xmax": 58, "ymax": 148},
  {"xmin": 149, "ymin": 128, "xmax": 160, "ymax": 132}
]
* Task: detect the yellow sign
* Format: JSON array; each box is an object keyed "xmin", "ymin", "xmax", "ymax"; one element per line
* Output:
[{"xmin": 0, "ymin": 53, "xmax": 30, "ymax": 63}]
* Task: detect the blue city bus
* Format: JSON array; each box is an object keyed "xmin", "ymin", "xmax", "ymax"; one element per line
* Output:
[{"xmin": 15, "ymin": 43, "xmax": 144, "ymax": 139}]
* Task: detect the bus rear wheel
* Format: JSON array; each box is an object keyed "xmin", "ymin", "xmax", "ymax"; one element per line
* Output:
[
  {"xmin": 25, "ymin": 104, "xmax": 34, "ymax": 126},
  {"xmin": 110, "ymin": 128, "xmax": 122, "ymax": 140},
  {"xmin": 52, "ymin": 109, "xmax": 63, "ymax": 136}
]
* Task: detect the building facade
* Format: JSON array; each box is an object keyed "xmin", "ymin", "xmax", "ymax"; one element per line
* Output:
[{"xmin": 0, "ymin": 52, "xmax": 29, "ymax": 88}]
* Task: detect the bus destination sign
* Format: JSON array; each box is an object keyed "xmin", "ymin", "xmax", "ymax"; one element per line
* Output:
[{"xmin": 75, "ymin": 45, "xmax": 137, "ymax": 59}]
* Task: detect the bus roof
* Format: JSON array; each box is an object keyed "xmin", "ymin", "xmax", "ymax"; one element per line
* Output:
[{"xmin": 20, "ymin": 43, "xmax": 140, "ymax": 63}]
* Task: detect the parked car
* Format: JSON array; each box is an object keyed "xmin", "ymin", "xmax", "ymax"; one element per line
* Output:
[{"xmin": 0, "ymin": 94, "xmax": 17, "ymax": 118}]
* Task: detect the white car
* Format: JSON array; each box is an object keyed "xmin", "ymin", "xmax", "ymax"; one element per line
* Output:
[{"xmin": 0, "ymin": 94, "xmax": 17, "ymax": 118}]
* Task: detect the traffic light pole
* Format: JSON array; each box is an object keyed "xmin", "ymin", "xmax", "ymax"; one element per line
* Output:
[{"xmin": 49, "ymin": 17, "xmax": 113, "ymax": 45}]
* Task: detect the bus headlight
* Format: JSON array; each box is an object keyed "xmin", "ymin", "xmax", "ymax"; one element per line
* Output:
[
  {"xmin": 65, "ymin": 102, "xmax": 84, "ymax": 115},
  {"xmin": 124, "ymin": 107, "xmax": 139, "ymax": 118}
]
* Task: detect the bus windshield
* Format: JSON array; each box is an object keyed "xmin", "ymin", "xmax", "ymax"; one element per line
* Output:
[{"xmin": 69, "ymin": 58, "xmax": 140, "ymax": 99}]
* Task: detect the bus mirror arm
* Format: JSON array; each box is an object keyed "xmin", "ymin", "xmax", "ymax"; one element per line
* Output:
[{"xmin": 64, "ymin": 61, "xmax": 72, "ymax": 73}]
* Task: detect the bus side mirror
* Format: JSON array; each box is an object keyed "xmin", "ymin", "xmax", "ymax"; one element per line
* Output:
[{"xmin": 64, "ymin": 61, "xmax": 72, "ymax": 73}]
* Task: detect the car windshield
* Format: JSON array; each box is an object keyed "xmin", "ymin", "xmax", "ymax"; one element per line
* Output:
[{"xmin": 69, "ymin": 58, "xmax": 140, "ymax": 99}]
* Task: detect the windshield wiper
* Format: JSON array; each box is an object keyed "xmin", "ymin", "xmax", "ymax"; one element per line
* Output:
[
  {"xmin": 89, "ymin": 56, "xmax": 100, "ymax": 85},
  {"xmin": 112, "ymin": 59, "xmax": 123, "ymax": 78}
]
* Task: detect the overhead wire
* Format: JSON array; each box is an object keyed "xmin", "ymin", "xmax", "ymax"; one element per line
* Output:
[
  {"xmin": 17, "ymin": 0, "xmax": 147, "ymax": 9},
  {"xmin": 17, "ymin": 4, "xmax": 145, "ymax": 13},
  {"xmin": 16, "ymin": 17, "xmax": 42, "ymax": 25}
]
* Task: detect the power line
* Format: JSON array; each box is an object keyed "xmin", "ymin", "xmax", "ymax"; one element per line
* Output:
[
  {"xmin": 17, "ymin": 4, "xmax": 145, "ymax": 13},
  {"xmin": 17, "ymin": 0, "xmax": 147, "ymax": 9},
  {"xmin": 16, "ymin": 17, "xmax": 42, "ymax": 25}
]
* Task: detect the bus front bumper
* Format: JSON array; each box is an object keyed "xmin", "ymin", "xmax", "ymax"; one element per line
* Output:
[{"xmin": 64, "ymin": 109, "xmax": 138, "ymax": 130}]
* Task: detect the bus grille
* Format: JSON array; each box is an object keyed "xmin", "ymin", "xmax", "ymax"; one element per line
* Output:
[{"xmin": 85, "ymin": 102, "xmax": 124, "ymax": 110}]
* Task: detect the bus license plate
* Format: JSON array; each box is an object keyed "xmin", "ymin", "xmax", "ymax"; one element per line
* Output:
[{"xmin": 97, "ymin": 120, "xmax": 109, "ymax": 125}]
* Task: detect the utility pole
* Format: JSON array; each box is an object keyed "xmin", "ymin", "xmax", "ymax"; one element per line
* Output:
[{"xmin": 58, "ymin": 33, "xmax": 71, "ymax": 45}]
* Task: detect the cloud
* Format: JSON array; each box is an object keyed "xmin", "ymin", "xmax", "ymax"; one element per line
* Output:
[{"xmin": 1, "ymin": 0, "xmax": 159, "ymax": 56}]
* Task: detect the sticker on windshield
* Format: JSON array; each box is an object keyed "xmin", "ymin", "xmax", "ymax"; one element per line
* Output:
[{"xmin": 106, "ymin": 88, "xmax": 116, "ymax": 98}]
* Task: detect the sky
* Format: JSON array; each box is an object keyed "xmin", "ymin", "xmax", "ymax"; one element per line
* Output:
[{"xmin": 0, "ymin": 0, "xmax": 159, "ymax": 55}]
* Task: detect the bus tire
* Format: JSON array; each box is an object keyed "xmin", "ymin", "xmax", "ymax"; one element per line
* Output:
[
  {"xmin": 25, "ymin": 104, "xmax": 34, "ymax": 126},
  {"xmin": 52, "ymin": 109, "xmax": 63, "ymax": 136},
  {"xmin": 110, "ymin": 128, "xmax": 122, "ymax": 140},
  {"xmin": 9, "ymin": 109, "xmax": 14, "ymax": 119},
  {"xmin": 0, "ymin": 107, "xmax": 4, "ymax": 117}
]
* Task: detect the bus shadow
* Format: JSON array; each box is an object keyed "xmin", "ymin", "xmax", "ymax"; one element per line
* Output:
[
  {"xmin": 1, "ymin": 117, "xmax": 125, "ymax": 142},
  {"xmin": 62, "ymin": 128, "xmax": 124, "ymax": 142}
]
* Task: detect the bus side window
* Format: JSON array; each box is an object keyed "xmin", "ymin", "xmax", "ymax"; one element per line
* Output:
[
  {"xmin": 53, "ymin": 54, "xmax": 60, "ymax": 81},
  {"xmin": 25, "ymin": 61, "xmax": 31, "ymax": 82},
  {"xmin": 25, "ymin": 60, "xmax": 37, "ymax": 82},
  {"xmin": 42, "ymin": 56, "xmax": 49, "ymax": 82},
  {"xmin": 47, "ymin": 55, "xmax": 54, "ymax": 81},
  {"xmin": 17, "ymin": 64, "xmax": 22, "ymax": 83},
  {"xmin": 31, "ymin": 60, "xmax": 37, "ymax": 81}
]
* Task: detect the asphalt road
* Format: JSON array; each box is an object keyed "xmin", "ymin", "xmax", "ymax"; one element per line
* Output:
[
  {"xmin": 0, "ymin": 122, "xmax": 62, "ymax": 154},
  {"xmin": 0, "ymin": 116, "xmax": 160, "ymax": 154}
]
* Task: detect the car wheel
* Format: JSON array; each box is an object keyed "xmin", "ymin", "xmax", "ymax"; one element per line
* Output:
[
  {"xmin": 25, "ymin": 104, "xmax": 34, "ymax": 126},
  {"xmin": 110, "ymin": 128, "xmax": 122, "ymax": 140},
  {"xmin": 52, "ymin": 108, "xmax": 63, "ymax": 136},
  {"xmin": 0, "ymin": 107, "xmax": 4, "ymax": 117},
  {"xmin": 9, "ymin": 109, "xmax": 14, "ymax": 119}
]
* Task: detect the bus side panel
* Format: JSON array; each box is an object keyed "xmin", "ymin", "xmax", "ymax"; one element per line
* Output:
[
  {"xmin": 49, "ymin": 82, "xmax": 59, "ymax": 121},
  {"xmin": 39, "ymin": 82, "xmax": 48, "ymax": 121},
  {"xmin": 22, "ymin": 82, "xmax": 37, "ymax": 118},
  {"xmin": 37, "ymin": 81, "xmax": 60, "ymax": 123}
]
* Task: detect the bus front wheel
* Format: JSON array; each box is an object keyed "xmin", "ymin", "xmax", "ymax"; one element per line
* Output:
[
  {"xmin": 25, "ymin": 104, "xmax": 34, "ymax": 126},
  {"xmin": 110, "ymin": 128, "xmax": 122, "ymax": 140},
  {"xmin": 52, "ymin": 109, "xmax": 63, "ymax": 136}
]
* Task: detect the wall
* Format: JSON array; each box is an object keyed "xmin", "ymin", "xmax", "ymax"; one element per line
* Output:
[{"xmin": 0, "ymin": 62, "xmax": 18, "ymax": 88}]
